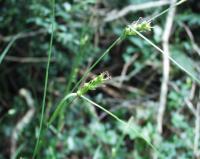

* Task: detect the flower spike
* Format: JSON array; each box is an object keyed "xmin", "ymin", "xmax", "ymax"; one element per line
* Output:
[{"xmin": 77, "ymin": 72, "xmax": 111, "ymax": 96}]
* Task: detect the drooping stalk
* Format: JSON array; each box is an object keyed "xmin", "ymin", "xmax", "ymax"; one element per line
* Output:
[
  {"xmin": 130, "ymin": 27, "xmax": 200, "ymax": 84},
  {"xmin": 49, "ymin": 37, "xmax": 122, "ymax": 126},
  {"xmin": 0, "ymin": 36, "xmax": 17, "ymax": 64},
  {"xmin": 80, "ymin": 95, "xmax": 162, "ymax": 157},
  {"xmin": 112, "ymin": 117, "xmax": 133, "ymax": 158},
  {"xmin": 71, "ymin": 36, "xmax": 122, "ymax": 93},
  {"xmin": 48, "ymin": 93, "xmax": 77, "ymax": 125}
]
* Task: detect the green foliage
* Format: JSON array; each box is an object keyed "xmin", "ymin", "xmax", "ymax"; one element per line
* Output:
[
  {"xmin": 177, "ymin": 11, "xmax": 200, "ymax": 26},
  {"xmin": 0, "ymin": 0, "xmax": 200, "ymax": 158}
]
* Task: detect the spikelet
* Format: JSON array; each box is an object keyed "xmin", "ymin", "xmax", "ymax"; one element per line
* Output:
[
  {"xmin": 123, "ymin": 18, "xmax": 152, "ymax": 37},
  {"xmin": 77, "ymin": 72, "xmax": 111, "ymax": 96}
]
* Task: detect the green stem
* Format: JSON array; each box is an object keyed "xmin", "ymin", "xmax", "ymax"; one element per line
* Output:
[
  {"xmin": 33, "ymin": 0, "xmax": 55, "ymax": 157},
  {"xmin": 48, "ymin": 93, "xmax": 77, "ymax": 126},
  {"xmin": 0, "ymin": 36, "xmax": 17, "ymax": 64},
  {"xmin": 51, "ymin": 36, "xmax": 122, "ymax": 127},
  {"xmin": 53, "ymin": 36, "xmax": 122, "ymax": 129},
  {"xmin": 131, "ymin": 27, "xmax": 200, "ymax": 84},
  {"xmin": 58, "ymin": 35, "xmax": 86, "ymax": 130},
  {"xmin": 71, "ymin": 36, "xmax": 122, "ymax": 93},
  {"xmin": 80, "ymin": 95, "xmax": 161, "ymax": 157},
  {"xmin": 112, "ymin": 117, "xmax": 133, "ymax": 158},
  {"xmin": 81, "ymin": 95, "xmax": 124, "ymax": 123},
  {"xmin": 148, "ymin": 0, "xmax": 187, "ymax": 22}
]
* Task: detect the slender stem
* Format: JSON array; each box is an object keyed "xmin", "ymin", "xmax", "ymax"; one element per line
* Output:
[
  {"xmin": 33, "ymin": 0, "xmax": 55, "ymax": 157},
  {"xmin": 48, "ymin": 93, "xmax": 77, "ymax": 126},
  {"xmin": 81, "ymin": 95, "xmax": 124, "ymax": 123},
  {"xmin": 0, "ymin": 36, "xmax": 17, "ymax": 64},
  {"xmin": 148, "ymin": 0, "xmax": 186, "ymax": 22},
  {"xmin": 71, "ymin": 36, "xmax": 122, "ymax": 93},
  {"xmin": 130, "ymin": 27, "xmax": 200, "ymax": 84},
  {"xmin": 80, "ymin": 95, "xmax": 161, "ymax": 157},
  {"xmin": 48, "ymin": 33, "xmax": 123, "ymax": 127},
  {"xmin": 58, "ymin": 37, "xmax": 85, "ymax": 130},
  {"xmin": 112, "ymin": 117, "xmax": 133, "ymax": 158}
]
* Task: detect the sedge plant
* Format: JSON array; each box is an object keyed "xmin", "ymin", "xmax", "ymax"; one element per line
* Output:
[
  {"xmin": 48, "ymin": 0, "xmax": 196, "ymax": 128},
  {"xmin": 34, "ymin": 0, "xmax": 200, "ymax": 157},
  {"xmin": 48, "ymin": 0, "xmax": 195, "ymax": 155}
]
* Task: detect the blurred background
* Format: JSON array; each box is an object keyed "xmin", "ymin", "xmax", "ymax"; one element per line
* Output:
[{"xmin": 0, "ymin": 0, "xmax": 200, "ymax": 158}]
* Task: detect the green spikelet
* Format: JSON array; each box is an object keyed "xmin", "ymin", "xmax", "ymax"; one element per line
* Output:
[
  {"xmin": 123, "ymin": 18, "xmax": 152, "ymax": 37},
  {"xmin": 77, "ymin": 72, "xmax": 111, "ymax": 96}
]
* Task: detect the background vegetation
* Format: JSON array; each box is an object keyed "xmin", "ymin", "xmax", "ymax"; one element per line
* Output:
[{"xmin": 0, "ymin": 0, "xmax": 200, "ymax": 158}]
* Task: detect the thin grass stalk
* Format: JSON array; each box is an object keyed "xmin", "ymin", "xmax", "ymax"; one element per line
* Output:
[
  {"xmin": 49, "ymin": 92, "xmax": 162, "ymax": 156},
  {"xmin": 33, "ymin": 0, "xmax": 55, "ymax": 157},
  {"xmin": 111, "ymin": 117, "xmax": 133, "ymax": 158},
  {"xmin": 49, "ymin": 37, "xmax": 122, "ymax": 125},
  {"xmin": 148, "ymin": 0, "xmax": 187, "ymax": 22},
  {"xmin": 48, "ymin": 93, "xmax": 77, "ymax": 125},
  {"xmin": 58, "ymin": 36, "xmax": 86, "ymax": 130},
  {"xmin": 130, "ymin": 27, "xmax": 200, "ymax": 84},
  {"xmin": 0, "ymin": 36, "xmax": 17, "ymax": 64},
  {"xmin": 80, "ymin": 95, "xmax": 162, "ymax": 157},
  {"xmin": 71, "ymin": 36, "xmax": 122, "ymax": 93}
]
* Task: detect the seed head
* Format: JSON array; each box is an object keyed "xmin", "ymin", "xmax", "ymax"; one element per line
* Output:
[
  {"xmin": 123, "ymin": 18, "xmax": 152, "ymax": 37},
  {"xmin": 77, "ymin": 72, "xmax": 111, "ymax": 96}
]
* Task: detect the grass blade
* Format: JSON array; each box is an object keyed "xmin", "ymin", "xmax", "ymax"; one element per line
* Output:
[
  {"xmin": 48, "ymin": 93, "xmax": 77, "ymax": 126},
  {"xmin": 33, "ymin": 0, "xmax": 55, "ymax": 157},
  {"xmin": 0, "ymin": 37, "xmax": 17, "ymax": 64}
]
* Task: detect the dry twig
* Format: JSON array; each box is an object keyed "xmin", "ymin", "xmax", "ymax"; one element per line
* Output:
[
  {"xmin": 10, "ymin": 89, "xmax": 35, "ymax": 159},
  {"xmin": 104, "ymin": 0, "xmax": 170, "ymax": 22},
  {"xmin": 0, "ymin": 29, "xmax": 47, "ymax": 42},
  {"xmin": 181, "ymin": 23, "xmax": 200, "ymax": 56},
  {"xmin": 157, "ymin": 0, "xmax": 176, "ymax": 134},
  {"xmin": 5, "ymin": 56, "xmax": 56, "ymax": 63},
  {"xmin": 194, "ymin": 100, "xmax": 200, "ymax": 158},
  {"xmin": 118, "ymin": 54, "xmax": 138, "ymax": 87}
]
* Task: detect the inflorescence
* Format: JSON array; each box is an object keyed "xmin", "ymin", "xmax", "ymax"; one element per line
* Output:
[
  {"xmin": 77, "ymin": 72, "xmax": 111, "ymax": 96},
  {"xmin": 123, "ymin": 18, "xmax": 152, "ymax": 37}
]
